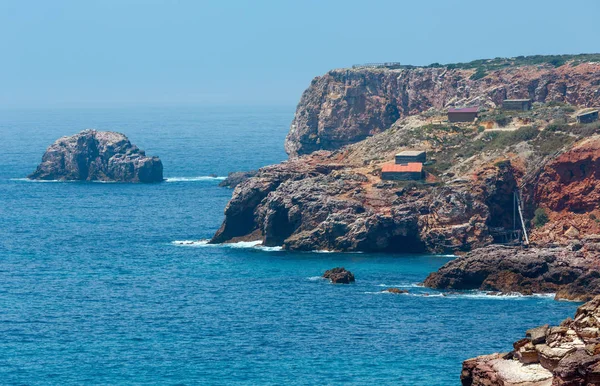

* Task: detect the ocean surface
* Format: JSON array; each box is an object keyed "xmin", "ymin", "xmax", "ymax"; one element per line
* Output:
[{"xmin": 0, "ymin": 106, "xmax": 579, "ymax": 385}]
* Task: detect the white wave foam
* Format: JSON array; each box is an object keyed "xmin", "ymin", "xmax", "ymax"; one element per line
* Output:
[
  {"xmin": 256, "ymin": 245, "xmax": 283, "ymax": 252},
  {"xmin": 307, "ymin": 276, "xmax": 326, "ymax": 281},
  {"xmin": 171, "ymin": 239, "xmax": 283, "ymax": 252},
  {"xmin": 171, "ymin": 240, "xmax": 211, "ymax": 246},
  {"xmin": 377, "ymin": 283, "xmax": 423, "ymax": 288},
  {"xmin": 455, "ymin": 291, "xmax": 556, "ymax": 300},
  {"xmin": 165, "ymin": 176, "xmax": 226, "ymax": 182},
  {"xmin": 10, "ymin": 178, "xmax": 73, "ymax": 183}
]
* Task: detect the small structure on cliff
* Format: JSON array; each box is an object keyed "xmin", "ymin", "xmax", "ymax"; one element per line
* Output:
[
  {"xmin": 502, "ymin": 99, "xmax": 532, "ymax": 111},
  {"xmin": 382, "ymin": 150, "xmax": 426, "ymax": 181},
  {"xmin": 395, "ymin": 150, "xmax": 426, "ymax": 164},
  {"xmin": 447, "ymin": 107, "xmax": 479, "ymax": 122},
  {"xmin": 577, "ymin": 109, "xmax": 599, "ymax": 124},
  {"xmin": 381, "ymin": 163, "xmax": 423, "ymax": 180}
]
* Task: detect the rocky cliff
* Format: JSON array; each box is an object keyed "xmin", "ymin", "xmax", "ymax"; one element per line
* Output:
[
  {"xmin": 462, "ymin": 296, "xmax": 600, "ymax": 386},
  {"xmin": 286, "ymin": 61, "xmax": 600, "ymax": 157},
  {"xmin": 28, "ymin": 130, "xmax": 163, "ymax": 183}
]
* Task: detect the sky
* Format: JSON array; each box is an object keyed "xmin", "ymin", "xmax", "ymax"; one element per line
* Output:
[{"xmin": 1, "ymin": 0, "xmax": 600, "ymax": 108}]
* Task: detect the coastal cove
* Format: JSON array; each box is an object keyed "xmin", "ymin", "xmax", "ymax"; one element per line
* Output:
[{"xmin": 0, "ymin": 107, "xmax": 581, "ymax": 384}]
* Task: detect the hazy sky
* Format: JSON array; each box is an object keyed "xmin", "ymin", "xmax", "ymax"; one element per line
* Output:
[{"xmin": 2, "ymin": 0, "xmax": 600, "ymax": 108}]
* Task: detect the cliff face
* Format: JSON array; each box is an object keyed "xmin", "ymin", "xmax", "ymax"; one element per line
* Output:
[
  {"xmin": 285, "ymin": 63, "xmax": 600, "ymax": 157},
  {"xmin": 462, "ymin": 296, "xmax": 600, "ymax": 386},
  {"xmin": 28, "ymin": 130, "xmax": 163, "ymax": 183}
]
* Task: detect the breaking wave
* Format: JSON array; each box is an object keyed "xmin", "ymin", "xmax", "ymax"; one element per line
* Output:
[
  {"xmin": 171, "ymin": 239, "xmax": 283, "ymax": 252},
  {"xmin": 10, "ymin": 178, "xmax": 73, "ymax": 183}
]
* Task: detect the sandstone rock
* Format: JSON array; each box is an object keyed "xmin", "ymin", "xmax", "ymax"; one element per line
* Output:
[
  {"xmin": 564, "ymin": 226, "xmax": 580, "ymax": 239},
  {"xmin": 28, "ymin": 130, "xmax": 163, "ymax": 183},
  {"xmin": 527, "ymin": 325, "xmax": 549, "ymax": 345},
  {"xmin": 461, "ymin": 354, "xmax": 552, "ymax": 386},
  {"xmin": 461, "ymin": 296, "xmax": 600, "ymax": 385},
  {"xmin": 323, "ymin": 267, "xmax": 355, "ymax": 284}
]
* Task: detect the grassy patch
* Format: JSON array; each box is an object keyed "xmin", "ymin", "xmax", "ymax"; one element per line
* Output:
[{"xmin": 532, "ymin": 208, "xmax": 549, "ymax": 228}]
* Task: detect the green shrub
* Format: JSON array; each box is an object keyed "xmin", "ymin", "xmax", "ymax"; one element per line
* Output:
[
  {"xmin": 532, "ymin": 208, "xmax": 549, "ymax": 228},
  {"xmin": 470, "ymin": 67, "xmax": 487, "ymax": 80},
  {"xmin": 511, "ymin": 126, "xmax": 539, "ymax": 141},
  {"xmin": 494, "ymin": 113, "xmax": 510, "ymax": 127},
  {"xmin": 532, "ymin": 131, "xmax": 573, "ymax": 155}
]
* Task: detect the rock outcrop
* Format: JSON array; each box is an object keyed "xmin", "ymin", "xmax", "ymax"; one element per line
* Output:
[
  {"xmin": 286, "ymin": 62, "xmax": 600, "ymax": 157},
  {"xmin": 28, "ymin": 130, "xmax": 163, "ymax": 183},
  {"xmin": 214, "ymin": 56, "xmax": 600, "ymax": 258},
  {"xmin": 423, "ymin": 244, "xmax": 600, "ymax": 301},
  {"xmin": 462, "ymin": 296, "xmax": 600, "ymax": 386},
  {"xmin": 323, "ymin": 267, "xmax": 355, "ymax": 284},
  {"xmin": 210, "ymin": 150, "xmax": 514, "ymax": 253}
]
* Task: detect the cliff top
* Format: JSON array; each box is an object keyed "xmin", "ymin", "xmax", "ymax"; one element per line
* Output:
[{"xmin": 346, "ymin": 53, "xmax": 600, "ymax": 72}]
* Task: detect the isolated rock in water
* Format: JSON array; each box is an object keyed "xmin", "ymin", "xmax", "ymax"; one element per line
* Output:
[
  {"xmin": 218, "ymin": 170, "xmax": 258, "ymax": 188},
  {"xmin": 28, "ymin": 130, "xmax": 163, "ymax": 182},
  {"xmin": 384, "ymin": 287, "xmax": 408, "ymax": 294},
  {"xmin": 323, "ymin": 267, "xmax": 355, "ymax": 284}
]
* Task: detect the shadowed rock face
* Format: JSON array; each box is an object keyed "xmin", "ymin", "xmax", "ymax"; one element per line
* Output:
[
  {"xmin": 28, "ymin": 130, "xmax": 163, "ymax": 183},
  {"xmin": 461, "ymin": 296, "xmax": 600, "ymax": 386},
  {"xmin": 285, "ymin": 63, "xmax": 600, "ymax": 157}
]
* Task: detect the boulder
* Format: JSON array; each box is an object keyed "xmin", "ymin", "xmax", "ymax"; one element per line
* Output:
[
  {"xmin": 28, "ymin": 130, "xmax": 163, "ymax": 183},
  {"xmin": 384, "ymin": 287, "xmax": 408, "ymax": 294},
  {"xmin": 323, "ymin": 267, "xmax": 355, "ymax": 284}
]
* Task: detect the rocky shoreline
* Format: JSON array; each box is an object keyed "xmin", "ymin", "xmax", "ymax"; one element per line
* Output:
[
  {"xmin": 423, "ymin": 244, "xmax": 600, "ymax": 302},
  {"xmin": 211, "ymin": 57, "xmax": 600, "ymax": 382},
  {"xmin": 462, "ymin": 296, "xmax": 600, "ymax": 385}
]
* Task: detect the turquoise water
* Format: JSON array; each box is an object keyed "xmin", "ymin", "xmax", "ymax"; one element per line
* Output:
[{"xmin": 0, "ymin": 107, "xmax": 579, "ymax": 385}]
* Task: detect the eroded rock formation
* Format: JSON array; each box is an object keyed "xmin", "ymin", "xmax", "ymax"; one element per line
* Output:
[
  {"xmin": 423, "ymin": 244, "xmax": 600, "ymax": 301},
  {"xmin": 462, "ymin": 296, "xmax": 600, "ymax": 386},
  {"xmin": 286, "ymin": 62, "xmax": 600, "ymax": 156},
  {"xmin": 28, "ymin": 130, "xmax": 163, "ymax": 183},
  {"xmin": 323, "ymin": 267, "xmax": 355, "ymax": 284}
]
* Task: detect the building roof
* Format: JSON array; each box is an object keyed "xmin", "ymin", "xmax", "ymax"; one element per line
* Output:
[
  {"xmin": 382, "ymin": 162, "xmax": 423, "ymax": 173},
  {"xmin": 503, "ymin": 99, "xmax": 531, "ymax": 102},
  {"xmin": 577, "ymin": 109, "xmax": 599, "ymax": 117},
  {"xmin": 395, "ymin": 150, "xmax": 425, "ymax": 157},
  {"xmin": 448, "ymin": 107, "xmax": 479, "ymax": 113}
]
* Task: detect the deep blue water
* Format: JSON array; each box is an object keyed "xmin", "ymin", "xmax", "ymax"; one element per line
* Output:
[{"xmin": 0, "ymin": 106, "xmax": 579, "ymax": 385}]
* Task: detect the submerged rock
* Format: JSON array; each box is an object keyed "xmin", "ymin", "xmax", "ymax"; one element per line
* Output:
[
  {"xmin": 218, "ymin": 170, "xmax": 258, "ymax": 188},
  {"xmin": 28, "ymin": 130, "xmax": 163, "ymax": 183},
  {"xmin": 323, "ymin": 267, "xmax": 355, "ymax": 284},
  {"xmin": 461, "ymin": 296, "xmax": 600, "ymax": 386},
  {"xmin": 383, "ymin": 287, "xmax": 408, "ymax": 294}
]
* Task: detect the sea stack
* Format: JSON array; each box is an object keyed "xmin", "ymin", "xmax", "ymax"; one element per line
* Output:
[{"xmin": 28, "ymin": 130, "xmax": 163, "ymax": 183}]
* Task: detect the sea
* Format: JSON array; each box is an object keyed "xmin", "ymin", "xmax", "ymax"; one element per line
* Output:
[{"xmin": 0, "ymin": 106, "xmax": 579, "ymax": 385}]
